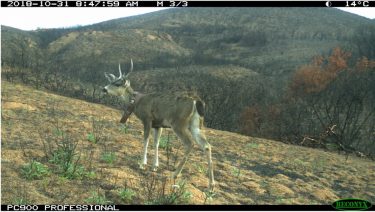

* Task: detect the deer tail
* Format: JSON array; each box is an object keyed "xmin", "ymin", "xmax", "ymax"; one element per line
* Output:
[{"xmin": 195, "ymin": 100, "xmax": 205, "ymax": 117}]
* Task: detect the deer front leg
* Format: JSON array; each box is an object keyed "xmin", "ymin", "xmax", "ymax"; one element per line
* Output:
[
  {"xmin": 140, "ymin": 122, "xmax": 151, "ymax": 170},
  {"xmin": 152, "ymin": 128, "xmax": 163, "ymax": 172}
]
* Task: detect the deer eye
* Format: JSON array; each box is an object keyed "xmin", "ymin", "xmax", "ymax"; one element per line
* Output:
[{"xmin": 113, "ymin": 80, "xmax": 123, "ymax": 87}]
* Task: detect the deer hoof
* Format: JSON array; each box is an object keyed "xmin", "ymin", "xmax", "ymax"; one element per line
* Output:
[
  {"xmin": 139, "ymin": 164, "xmax": 146, "ymax": 170},
  {"xmin": 152, "ymin": 166, "xmax": 158, "ymax": 172},
  {"xmin": 209, "ymin": 182, "xmax": 216, "ymax": 192}
]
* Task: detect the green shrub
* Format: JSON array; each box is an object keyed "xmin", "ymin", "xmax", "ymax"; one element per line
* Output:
[
  {"xmin": 246, "ymin": 143, "xmax": 259, "ymax": 149},
  {"xmin": 119, "ymin": 124, "xmax": 130, "ymax": 134},
  {"xmin": 158, "ymin": 136, "xmax": 171, "ymax": 149},
  {"xmin": 21, "ymin": 160, "xmax": 50, "ymax": 180},
  {"xmin": 101, "ymin": 152, "xmax": 117, "ymax": 164},
  {"xmin": 231, "ymin": 167, "xmax": 241, "ymax": 178},
  {"xmin": 119, "ymin": 188, "xmax": 136, "ymax": 203},
  {"xmin": 84, "ymin": 191, "xmax": 111, "ymax": 204},
  {"xmin": 145, "ymin": 181, "xmax": 192, "ymax": 205},
  {"xmin": 203, "ymin": 190, "xmax": 216, "ymax": 204},
  {"xmin": 87, "ymin": 133, "xmax": 96, "ymax": 143},
  {"xmin": 13, "ymin": 197, "xmax": 28, "ymax": 205},
  {"xmin": 194, "ymin": 163, "xmax": 207, "ymax": 174},
  {"xmin": 47, "ymin": 132, "xmax": 89, "ymax": 179}
]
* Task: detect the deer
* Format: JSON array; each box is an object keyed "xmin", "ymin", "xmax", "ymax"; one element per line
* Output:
[{"xmin": 102, "ymin": 59, "xmax": 215, "ymax": 191}]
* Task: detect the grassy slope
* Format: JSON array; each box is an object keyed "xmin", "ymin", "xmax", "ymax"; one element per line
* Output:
[{"xmin": 1, "ymin": 82, "xmax": 374, "ymax": 204}]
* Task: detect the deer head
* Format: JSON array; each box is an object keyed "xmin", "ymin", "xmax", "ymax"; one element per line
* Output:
[{"xmin": 102, "ymin": 59, "xmax": 134, "ymax": 99}]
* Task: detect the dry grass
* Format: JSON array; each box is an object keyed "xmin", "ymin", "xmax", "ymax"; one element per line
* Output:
[{"xmin": 1, "ymin": 82, "xmax": 374, "ymax": 204}]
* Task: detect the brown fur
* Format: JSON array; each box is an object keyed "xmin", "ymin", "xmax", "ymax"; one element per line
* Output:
[{"xmin": 103, "ymin": 61, "xmax": 215, "ymax": 191}]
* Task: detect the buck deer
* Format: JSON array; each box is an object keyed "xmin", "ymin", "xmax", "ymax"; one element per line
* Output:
[{"xmin": 102, "ymin": 59, "xmax": 215, "ymax": 190}]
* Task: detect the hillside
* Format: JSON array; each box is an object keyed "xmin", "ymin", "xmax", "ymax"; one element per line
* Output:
[
  {"xmin": 2, "ymin": 8, "xmax": 375, "ymax": 134},
  {"xmin": 4, "ymin": 8, "xmax": 375, "ymax": 74},
  {"xmin": 2, "ymin": 82, "xmax": 374, "ymax": 205},
  {"xmin": 91, "ymin": 8, "xmax": 375, "ymax": 72}
]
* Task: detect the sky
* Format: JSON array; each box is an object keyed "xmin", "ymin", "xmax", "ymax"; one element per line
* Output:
[
  {"xmin": 0, "ymin": 8, "xmax": 169, "ymax": 30},
  {"xmin": 0, "ymin": 7, "xmax": 374, "ymax": 31},
  {"xmin": 338, "ymin": 7, "xmax": 375, "ymax": 19}
]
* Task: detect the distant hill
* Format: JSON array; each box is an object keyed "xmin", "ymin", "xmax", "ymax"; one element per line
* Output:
[
  {"xmin": 3, "ymin": 8, "xmax": 375, "ymax": 74},
  {"xmin": 2, "ymin": 7, "xmax": 375, "ymax": 131},
  {"xmin": 89, "ymin": 8, "xmax": 375, "ymax": 73}
]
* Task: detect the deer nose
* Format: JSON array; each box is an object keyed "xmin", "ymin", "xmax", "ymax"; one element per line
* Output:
[{"xmin": 102, "ymin": 88, "xmax": 108, "ymax": 93}]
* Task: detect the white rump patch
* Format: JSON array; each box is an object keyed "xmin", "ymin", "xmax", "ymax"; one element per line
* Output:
[{"xmin": 190, "ymin": 101, "xmax": 201, "ymax": 141}]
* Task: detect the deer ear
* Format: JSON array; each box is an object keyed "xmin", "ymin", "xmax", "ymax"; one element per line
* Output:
[{"xmin": 104, "ymin": 72, "xmax": 116, "ymax": 82}]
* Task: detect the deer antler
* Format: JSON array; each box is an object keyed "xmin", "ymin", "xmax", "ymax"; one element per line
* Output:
[
  {"xmin": 125, "ymin": 59, "xmax": 133, "ymax": 78},
  {"xmin": 118, "ymin": 63, "xmax": 123, "ymax": 79}
]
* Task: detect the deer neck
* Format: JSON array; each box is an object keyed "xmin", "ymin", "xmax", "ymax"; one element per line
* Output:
[
  {"xmin": 121, "ymin": 86, "xmax": 144, "ymax": 107},
  {"xmin": 133, "ymin": 91, "xmax": 145, "ymax": 105},
  {"xmin": 119, "ymin": 88, "xmax": 144, "ymax": 124}
]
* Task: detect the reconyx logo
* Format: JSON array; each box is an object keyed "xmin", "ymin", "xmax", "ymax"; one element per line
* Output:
[{"xmin": 332, "ymin": 198, "xmax": 372, "ymax": 211}]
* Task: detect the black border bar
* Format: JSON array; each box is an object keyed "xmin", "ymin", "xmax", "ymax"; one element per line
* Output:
[
  {"xmin": 1, "ymin": 204, "xmax": 340, "ymax": 211},
  {"xmin": 1, "ymin": 1, "xmax": 374, "ymax": 7},
  {"xmin": 183, "ymin": 1, "xmax": 371, "ymax": 7},
  {"xmin": 2, "ymin": 204, "xmax": 374, "ymax": 211}
]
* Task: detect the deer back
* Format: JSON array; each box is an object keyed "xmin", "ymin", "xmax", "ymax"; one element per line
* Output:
[{"xmin": 134, "ymin": 92, "xmax": 204, "ymax": 127}]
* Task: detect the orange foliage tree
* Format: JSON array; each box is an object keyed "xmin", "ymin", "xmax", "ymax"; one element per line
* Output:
[
  {"xmin": 289, "ymin": 47, "xmax": 351, "ymax": 97},
  {"xmin": 287, "ymin": 47, "xmax": 374, "ymax": 153},
  {"xmin": 239, "ymin": 47, "xmax": 375, "ymax": 155}
]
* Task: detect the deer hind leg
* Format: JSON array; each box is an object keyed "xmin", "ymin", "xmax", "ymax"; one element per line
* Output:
[
  {"xmin": 204, "ymin": 142, "xmax": 215, "ymax": 191},
  {"xmin": 152, "ymin": 128, "xmax": 163, "ymax": 172},
  {"xmin": 171, "ymin": 127, "xmax": 194, "ymax": 179},
  {"xmin": 140, "ymin": 122, "xmax": 151, "ymax": 170},
  {"xmin": 193, "ymin": 136, "xmax": 215, "ymax": 191},
  {"xmin": 190, "ymin": 113, "xmax": 215, "ymax": 191}
]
